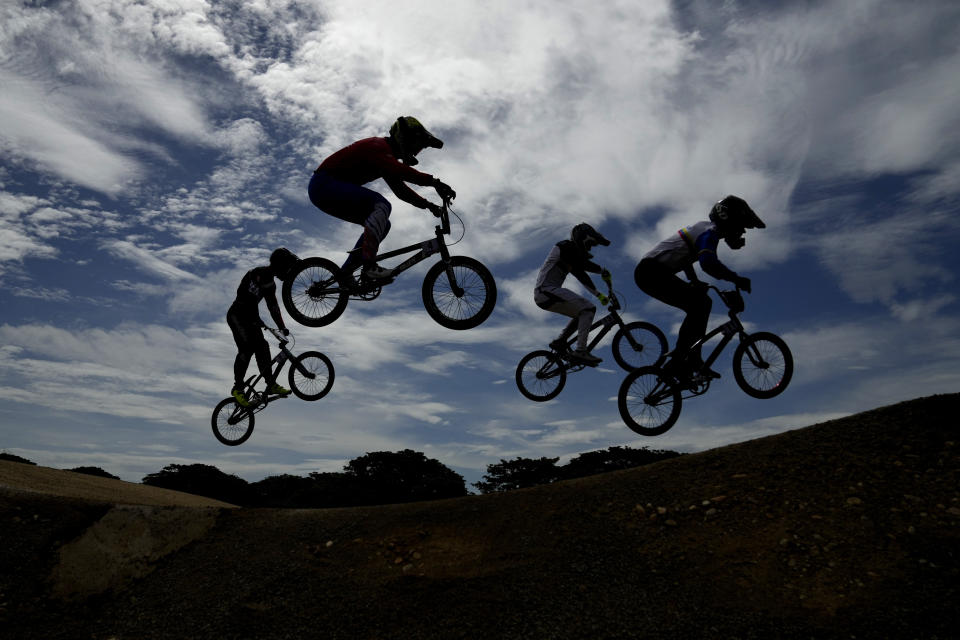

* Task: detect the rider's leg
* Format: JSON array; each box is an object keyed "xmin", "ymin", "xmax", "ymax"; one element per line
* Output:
[
  {"xmin": 250, "ymin": 333, "xmax": 289, "ymax": 395},
  {"xmin": 357, "ymin": 198, "xmax": 393, "ymax": 278},
  {"xmin": 635, "ymin": 258, "xmax": 712, "ymax": 370},
  {"xmin": 233, "ymin": 351, "xmax": 252, "ymax": 389},
  {"xmin": 308, "ymin": 171, "xmax": 391, "ymax": 275},
  {"xmin": 227, "ymin": 309, "xmax": 256, "ymax": 404},
  {"xmin": 536, "ymin": 288, "xmax": 600, "ymax": 363}
]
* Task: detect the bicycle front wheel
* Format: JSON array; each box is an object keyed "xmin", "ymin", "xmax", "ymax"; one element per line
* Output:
[
  {"xmin": 281, "ymin": 257, "xmax": 349, "ymax": 328},
  {"xmin": 733, "ymin": 332, "xmax": 793, "ymax": 399},
  {"xmin": 611, "ymin": 321, "xmax": 668, "ymax": 371},
  {"xmin": 422, "ymin": 256, "xmax": 497, "ymax": 330},
  {"xmin": 289, "ymin": 350, "xmax": 335, "ymax": 401},
  {"xmin": 516, "ymin": 350, "xmax": 567, "ymax": 401},
  {"xmin": 617, "ymin": 367, "xmax": 682, "ymax": 436},
  {"xmin": 211, "ymin": 397, "xmax": 255, "ymax": 446}
]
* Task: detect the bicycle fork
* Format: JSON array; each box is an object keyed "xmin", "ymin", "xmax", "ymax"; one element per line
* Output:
[{"xmin": 436, "ymin": 241, "xmax": 466, "ymax": 297}]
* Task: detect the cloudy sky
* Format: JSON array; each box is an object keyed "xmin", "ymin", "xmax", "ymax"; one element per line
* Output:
[{"xmin": 2, "ymin": 0, "xmax": 958, "ymax": 488}]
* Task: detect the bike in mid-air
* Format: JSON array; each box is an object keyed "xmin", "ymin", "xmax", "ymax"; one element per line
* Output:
[
  {"xmin": 617, "ymin": 284, "xmax": 792, "ymax": 436},
  {"xmin": 281, "ymin": 195, "xmax": 496, "ymax": 330},
  {"xmin": 515, "ymin": 277, "xmax": 668, "ymax": 402},
  {"xmin": 211, "ymin": 328, "xmax": 334, "ymax": 446}
]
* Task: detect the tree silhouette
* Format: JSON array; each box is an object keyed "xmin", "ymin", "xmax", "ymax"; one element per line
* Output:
[
  {"xmin": 474, "ymin": 446, "xmax": 683, "ymax": 493},
  {"xmin": 560, "ymin": 446, "xmax": 681, "ymax": 480},
  {"xmin": 248, "ymin": 474, "xmax": 321, "ymax": 508},
  {"xmin": 0, "ymin": 452, "xmax": 36, "ymax": 465},
  {"xmin": 70, "ymin": 466, "xmax": 120, "ymax": 480},
  {"xmin": 142, "ymin": 463, "xmax": 250, "ymax": 505},
  {"xmin": 344, "ymin": 449, "xmax": 467, "ymax": 505},
  {"xmin": 473, "ymin": 456, "xmax": 560, "ymax": 494}
]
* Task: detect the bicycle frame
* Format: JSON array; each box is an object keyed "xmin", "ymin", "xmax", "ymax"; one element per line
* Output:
[
  {"xmin": 685, "ymin": 288, "xmax": 748, "ymax": 375},
  {"xmin": 350, "ymin": 197, "xmax": 464, "ymax": 295},
  {"xmin": 555, "ymin": 283, "xmax": 640, "ymax": 363},
  {"xmin": 236, "ymin": 329, "xmax": 313, "ymax": 413}
]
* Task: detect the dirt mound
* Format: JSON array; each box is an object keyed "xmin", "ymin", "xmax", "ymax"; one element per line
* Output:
[
  {"xmin": 2, "ymin": 394, "xmax": 957, "ymax": 639},
  {"xmin": 0, "ymin": 462, "xmax": 235, "ymax": 508}
]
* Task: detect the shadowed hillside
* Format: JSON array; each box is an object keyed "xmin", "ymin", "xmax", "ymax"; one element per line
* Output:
[{"xmin": 2, "ymin": 394, "xmax": 957, "ymax": 639}]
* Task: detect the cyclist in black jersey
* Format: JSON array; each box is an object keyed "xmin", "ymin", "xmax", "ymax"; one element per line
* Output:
[{"xmin": 227, "ymin": 248, "xmax": 298, "ymax": 406}]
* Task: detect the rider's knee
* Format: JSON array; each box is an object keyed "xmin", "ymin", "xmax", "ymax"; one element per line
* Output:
[{"xmin": 365, "ymin": 201, "xmax": 392, "ymax": 241}]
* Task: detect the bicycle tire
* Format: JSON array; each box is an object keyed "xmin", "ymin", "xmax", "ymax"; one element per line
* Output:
[
  {"xmin": 617, "ymin": 367, "xmax": 683, "ymax": 436},
  {"xmin": 516, "ymin": 350, "xmax": 567, "ymax": 401},
  {"xmin": 281, "ymin": 257, "xmax": 349, "ymax": 328},
  {"xmin": 611, "ymin": 321, "xmax": 668, "ymax": 371},
  {"xmin": 211, "ymin": 397, "xmax": 255, "ymax": 446},
  {"xmin": 732, "ymin": 331, "xmax": 793, "ymax": 399},
  {"xmin": 422, "ymin": 256, "xmax": 497, "ymax": 330},
  {"xmin": 289, "ymin": 350, "xmax": 335, "ymax": 401}
]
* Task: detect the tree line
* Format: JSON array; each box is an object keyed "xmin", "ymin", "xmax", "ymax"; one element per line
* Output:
[{"xmin": 0, "ymin": 445, "xmax": 681, "ymax": 508}]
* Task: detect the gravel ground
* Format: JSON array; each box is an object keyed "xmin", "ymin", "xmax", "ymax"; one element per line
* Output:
[{"xmin": 2, "ymin": 393, "xmax": 958, "ymax": 639}]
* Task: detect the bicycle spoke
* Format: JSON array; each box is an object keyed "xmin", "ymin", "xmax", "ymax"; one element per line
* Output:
[
  {"xmin": 622, "ymin": 372, "xmax": 677, "ymax": 431},
  {"xmin": 740, "ymin": 342, "xmax": 786, "ymax": 391},
  {"xmin": 293, "ymin": 360, "xmax": 329, "ymax": 395},
  {"xmin": 432, "ymin": 265, "xmax": 486, "ymax": 321}
]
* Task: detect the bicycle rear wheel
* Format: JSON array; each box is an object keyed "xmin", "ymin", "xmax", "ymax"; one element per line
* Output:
[
  {"xmin": 617, "ymin": 367, "xmax": 682, "ymax": 436},
  {"xmin": 733, "ymin": 331, "xmax": 793, "ymax": 399},
  {"xmin": 422, "ymin": 256, "xmax": 497, "ymax": 330},
  {"xmin": 211, "ymin": 397, "xmax": 255, "ymax": 446},
  {"xmin": 289, "ymin": 350, "xmax": 335, "ymax": 401},
  {"xmin": 281, "ymin": 257, "xmax": 349, "ymax": 328},
  {"xmin": 611, "ymin": 321, "xmax": 668, "ymax": 371},
  {"xmin": 516, "ymin": 350, "xmax": 567, "ymax": 401}
]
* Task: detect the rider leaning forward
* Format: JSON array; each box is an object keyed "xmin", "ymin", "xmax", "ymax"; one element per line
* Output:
[
  {"xmin": 634, "ymin": 195, "xmax": 764, "ymax": 378},
  {"xmin": 227, "ymin": 248, "xmax": 298, "ymax": 407},
  {"xmin": 534, "ymin": 223, "xmax": 612, "ymax": 366},
  {"xmin": 308, "ymin": 116, "xmax": 456, "ymax": 285}
]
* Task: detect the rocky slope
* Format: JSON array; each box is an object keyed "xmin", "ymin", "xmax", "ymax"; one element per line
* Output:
[{"xmin": 2, "ymin": 393, "xmax": 957, "ymax": 639}]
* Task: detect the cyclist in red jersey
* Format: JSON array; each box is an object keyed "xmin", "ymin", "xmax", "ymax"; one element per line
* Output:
[{"xmin": 308, "ymin": 117, "xmax": 456, "ymax": 283}]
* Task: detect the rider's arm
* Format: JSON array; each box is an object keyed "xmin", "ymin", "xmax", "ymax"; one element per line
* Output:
[
  {"xmin": 262, "ymin": 281, "xmax": 287, "ymax": 332},
  {"xmin": 695, "ymin": 229, "xmax": 739, "ymax": 283},
  {"xmin": 558, "ymin": 242, "xmax": 602, "ymax": 296},
  {"xmin": 383, "ymin": 175, "xmax": 433, "ymax": 209}
]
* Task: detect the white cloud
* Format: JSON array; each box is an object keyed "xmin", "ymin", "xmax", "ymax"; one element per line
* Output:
[
  {"xmin": 2, "ymin": 0, "xmax": 960, "ymax": 487},
  {"xmin": 106, "ymin": 240, "xmax": 203, "ymax": 282}
]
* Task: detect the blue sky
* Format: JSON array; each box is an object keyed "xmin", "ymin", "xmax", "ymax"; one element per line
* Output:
[{"xmin": 2, "ymin": 0, "xmax": 959, "ymax": 489}]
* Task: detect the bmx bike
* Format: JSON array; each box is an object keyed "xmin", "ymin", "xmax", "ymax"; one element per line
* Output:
[
  {"xmin": 212, "ymin": 327, "xmax": 334, "ymax": 446},
  {"xmin": 617, "ymin": 285, "xmax": 792, "ymax": 436},
  {"xmin": 281, "ymin": 195, "xmax": 496, "ymax": 330},
  {"xmin": 515, "ymin": 280, "xmax": 668, "ymax": 402}
]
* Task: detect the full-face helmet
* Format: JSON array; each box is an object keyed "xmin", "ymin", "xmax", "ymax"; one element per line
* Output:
[
  {"xmin": 269, "ymin": 247, "xmax": 299, "ymax": 280},
  {"xmin": 389, "ymin": 116, "xmax": 443, "ymax": 166},
  {"xmin": 708, "ymin": 195, "xmax": 764, "ymax": 249},
  {"xmin": 570, "ymin": 222, "xmax": 611, "ymax": 256}
]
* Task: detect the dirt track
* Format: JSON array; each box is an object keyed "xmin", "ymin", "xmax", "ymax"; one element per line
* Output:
[{"xmin": 2, "ymin": 394, "xmax": 958, "ymax": 639}]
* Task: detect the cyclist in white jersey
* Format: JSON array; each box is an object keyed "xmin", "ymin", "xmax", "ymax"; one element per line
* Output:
[
  {"xmin": 534, "ymin": 223, "xmax": 611, "ymax": 365},
  {"xmin": 634, "ymin": 195, "xmax": 763, "ymax": 377}
]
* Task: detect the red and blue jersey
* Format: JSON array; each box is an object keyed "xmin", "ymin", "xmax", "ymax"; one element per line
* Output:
[{"xmin": 317, "ymin": 137, "xmax": 435, "ymax": 209}]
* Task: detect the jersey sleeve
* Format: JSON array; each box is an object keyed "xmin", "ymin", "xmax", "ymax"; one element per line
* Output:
[
  {"xmin": 383, "ymin": 176, "xmax": 432, "ymax": 209},
  {"xmin": 694, "ymin": 229, "xmax": 738, "ymax": 281},
  {"xmin": 558, "ymin": 241, "xmax": 599, "ymax": 293}
]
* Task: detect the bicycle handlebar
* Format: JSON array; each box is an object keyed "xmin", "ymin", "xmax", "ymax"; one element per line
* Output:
[
  {"xmin": 436, "ymin": 194, "xmax": 455, "ymax": 235},
  {"xmin": 264, "ymin": 326, "xmax": 294, "ymax": 347},
  {"xmin": 705, "ymin": 284, "xmax": 745, "ymax": 314}
]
